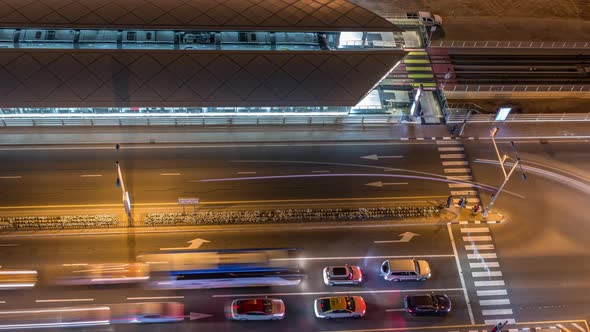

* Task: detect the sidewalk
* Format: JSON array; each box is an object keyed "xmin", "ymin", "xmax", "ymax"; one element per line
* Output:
[{"xmin": 1, "ymin": 122, "xmax": 590, "ymax": 147}]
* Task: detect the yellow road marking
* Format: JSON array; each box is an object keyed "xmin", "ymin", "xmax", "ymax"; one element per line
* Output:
[
  {"xmin": 408, "ymin": 73, "xmax": 435, "ymax": 79},
  {"xmin": 404, "ymin": 59, "xmax": 430, "ymax": 64},
  {"xmin": 412, "ymin": 83, "xmax": 437, "ymax": 87},
  {"xmin": 0, "ymin": 196, "xmax": 448, "ymax": 210},
  {"xmin": 408, "ymin": 51, "xmax": 428, "ymax": 56},
  {"xmin": 405, "ymin": 67, "xmax": 432, "ymax": 71}
]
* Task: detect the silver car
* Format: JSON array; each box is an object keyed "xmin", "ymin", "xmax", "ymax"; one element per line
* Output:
[
  {"xmin": 380, "ymin": 258, "xmax": 431, "ymax": 282},
  {"xmin": 322, "ymin": 265, "xmax": 362, "ymax": 286},
  {"xmin": 226, "ymin": 298, "xmax": 285, "ymax": 321}
]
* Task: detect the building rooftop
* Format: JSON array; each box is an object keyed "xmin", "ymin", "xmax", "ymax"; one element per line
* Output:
[{"xmin": 0, "ymin": 0, "xmax": 400, "ymax": 32}]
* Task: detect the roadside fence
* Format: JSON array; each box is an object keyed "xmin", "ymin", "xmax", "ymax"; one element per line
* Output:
[
  {"xmin": 446, "ymin": 112, "xmax": 590, "ymax": 124},
  {"xmin": 430, "ymin": 40, "xmax": 590, "ymax": 49}
]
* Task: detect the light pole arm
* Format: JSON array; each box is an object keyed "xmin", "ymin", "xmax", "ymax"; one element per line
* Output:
[
  {"xmin": 491, "ymin": 134, "xmax": 507, "ymax": 178},
  {"xmin": 482, "ymin": 160, "xmax": 519, "ymax": 217}
]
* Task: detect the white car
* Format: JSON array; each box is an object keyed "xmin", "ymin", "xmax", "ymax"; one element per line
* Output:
[
  {"xmin": 227, "ymin": 298, "xmax": 285, "ymax": 321},
  {"xmin": 314, "ymin": 296, "xmax": 366, "ymax": 319},
  {"xmin": 322, "ymin": 265, "xmax": 362, "ymax": 286}
]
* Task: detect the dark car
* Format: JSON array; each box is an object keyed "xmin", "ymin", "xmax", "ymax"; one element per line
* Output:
[{"xmin": 404, "ymin": 294, "xmax": 451, "ymax": 316}]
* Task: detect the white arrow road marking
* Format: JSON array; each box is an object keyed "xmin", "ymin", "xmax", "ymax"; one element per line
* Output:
[
  {"xmin": 366, "ymin": 181, "xmax": 408, "ymax": 187},
  {"xmin": 361, "ymin": 154, "xmax": 403, "ymax": 161},
  {"xmin": 374, "ymin": 232, "xmax": 420, "ymax": 244},
  {"xmin": 188, "ymin": 312, "xmax": 212, "ymax": 320},
  {"xmin": 160, "ymin": 238, "xmax": 210, "ymax": 251}
]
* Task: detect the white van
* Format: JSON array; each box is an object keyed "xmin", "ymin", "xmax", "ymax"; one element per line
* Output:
[{"xmin": 406, "ymin": 12, "xmax": 443, "ymax": 27}]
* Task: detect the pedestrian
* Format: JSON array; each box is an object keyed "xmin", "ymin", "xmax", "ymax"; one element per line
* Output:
[{"xmin": 472, "ymin": 205, "xmax": 479, "ymax": 215}]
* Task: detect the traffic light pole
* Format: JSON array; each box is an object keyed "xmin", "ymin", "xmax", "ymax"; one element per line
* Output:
[
  {"xmin": 482, "ymin": 128, "xmax": 524, "ymax": 218},
  {"xmin": 116, "ymin": 160, "xmax": 133, "ymax": 227}
]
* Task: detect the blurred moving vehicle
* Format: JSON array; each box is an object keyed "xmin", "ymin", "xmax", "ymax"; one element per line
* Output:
[
  {"xmin": 404, "ymin": 293, "xmax": 451, "ymax": 316},
  {"xmin": 139, "ymin": 248, "xmax": 303, "ymax": 289},
  {"xmin": 48, "ymin": 263, "xmax": 149, "ymax": 285},
  {"xmin": 0, "ymin": 306, "xmax": 110, "ymax": 330},
  {"xmin": 406, "ymin": 12, "xmax": 443, "ymax": 26},
  {"xmin": 322, "ymin": 265, "xmax": 362, "ymax": 286},
  {"xmin": 380, "ymin": 258, "xmax": 431, "ymax": 282},
  {"xmin": 314, "ymin": 296, "xmax": 366, "ymax": 319},
  {"xmin": 226, "ymin": 298, "xmax": 285, "ymax": 321},
  {"xmin": 110, "ymin": 302, "xmax": 184, "ymax": 324},
  {"xmin": 0, "ymin": 270, "xmax": 37, "ymax": 289}
]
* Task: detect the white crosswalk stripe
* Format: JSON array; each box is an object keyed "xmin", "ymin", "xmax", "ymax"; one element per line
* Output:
[
  {"xmin": 448, "ymin": 183, "xmax": 475, "ymax": 188},
  {"xmin": 463, "ymin": 235, "xmax": 492, "ymax": 241},
  {"xmin": 572, "ymin": 323, "xmax": 586, "ymax": 332},
  {"xmin": 454, "ymin": 198, "xmax": 480, "ymax": 203},
  {"xmin": 438, "ymin": 146, "xmax": 465, "ymax": 152},
  {"xmin": 474, "ymin": 280, "xmax": 505, "ymax": 287},
  {"xmin": 482, "ymin": 308, "xmax": 513, "ymax": 315},
  {"xmin": 472, "ymin": 271, "xmax": 502, "ymax": 277},
  {"xmin": 452, "ymin": 190, "xmax": 478, "ymax": 196},
  {"xmin": 557, "ymin": 324, "xmax": 573, "ymax": 332},
  {"xmin": 468, "ymin": 253, "xmax": 497, "ymax": 259},
  {"xmin": 461, "ymin": 227, "xmax": 490, "ymax": 233},
  {"xmin": 440, "ymin": 153, "xmax": 467, "ymax": 159},
  {"xmin": 443, "ymin": 161, "xmax": 469, "ymax": 166},
  {"xmin": 477, "ymin": 289, "xmax": 508, "ymax": 296},
  {"xmin": 447, "ymin": 175, "xmax": 473, "ymax": 180},
  {"xmin": 444, "ymin": 168, "xmax": 472, "ymax": 173},
  {"xmin": 479, "ymin": 299, "xmax": 510, "ymax": 306},
  {"xmin": 470, "ymin": 262, "xmax": 500, "ymax": 268},
  {"xmin": 465, "ymin": 244, "xmax": 495, "ymax": 250},
  {"xmin": 485, "ymin": 319, "xmax": 516, "ymax": 325},
  {"xmin": 436, "ymin": 140, "xmax": 461, "ymax": 145}
]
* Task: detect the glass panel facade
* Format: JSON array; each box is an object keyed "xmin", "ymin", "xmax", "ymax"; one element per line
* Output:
[{"xmin": 0, "ymin": 28, "xmax": 404, "ymax": 51}]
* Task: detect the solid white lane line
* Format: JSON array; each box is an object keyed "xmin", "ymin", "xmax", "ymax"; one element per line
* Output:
[
  {"xmin": 485, "ymin": 319, "xmax": 516, "ymax": 325},
  {"xmin": 480, "ymin": 299, "xmax": 510, "ymax": 306},
  {"xmin": 474, "ymin": 280, "xmax": 505, "ymax": 287},
  {"xmin": 311, "ymin": 170, "xmax": 331, "ymax": 173},
  {"xmin": 237, "ymin": 171, "xmax": 257, "ymax": 175},
  {"xmin": 465, "ymin": 244, "xmax": 495, "ymax": 250},
  {"xmin": 160, "ymin": 173, "xmax": 181, "ymax": 176},
  {"xmin": 79, "ymin": 174, "xmax": 102, "ymax": 177},
  {"xmin": 127, "ymin": 296, "xmax": 184, "ymax": 300},
  {"xmin": 444, "ymin": 168, "xmax": 471, "ymax": 173},
  {"xmin": 463, "ymin": 236, "xmax": 492, "ymax": 242},
  {"xmin": 572, "ymin": 323, "xmax": 586, "ymax": 332},
  {"xmin": 482, "ymin": 309, "xmax": 513, "ymax": 316},
  {"xmin": 212, "ymin": 288, "xmax": 464, "ymax": 298},
  {"xmin": 461, "ymin": 227, "xmax": 490, "ymax": 233},
  {"xmin": 0, "ymin": 176, "xmax": 21, "ymax": 179},
  {"xmin": 447, "ymin": 223, "xmax": 475, "ymax": 325},
  {"xmin": 271, "ymin": 254, "xmax": 454, "ymax": 261},
  {"xmin": 440, "ymin": 154, "xmax": 466, "ymax": 159},
  {"xmin": 556, "ymin": 324, "xmax": 572, "ymax": 332},
  {"xmin": 477, "ymin": 289, "xmax": 508, "ymax": 296},
  {"xmin": 472, "ymin": 271, "xmax": 502, "ymax": 278},
  {"xmin": 385, "ymin": 308, "xmax": 405, "ymax": 312},
  {"xmin": 443, "ymin": 161, "xmax": 469, "ymax": 166},
  {"xmin": 438, "ymin": 147, "xmax": 465, "ymax": 152},
  {"xmin": 36, "ymin": 298, "xmax": 94, "ymax": 303},
  {"xmin": 0, "ymin": 244, "xmax": 20, "ymax": 247}
]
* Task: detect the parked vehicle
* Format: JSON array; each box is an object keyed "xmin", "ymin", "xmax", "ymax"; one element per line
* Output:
[{"xmin": 406, "ymin": 12, "xmax": 443, "ymax": 26}]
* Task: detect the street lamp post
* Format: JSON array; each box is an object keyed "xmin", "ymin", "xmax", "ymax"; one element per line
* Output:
[
  {"xmin": 482, "ymin": 128, "xmax": 525, "ymax": 218},
  {"xmin": 116, "ymin": 160, "xmax": 133, "ymax": 227}
]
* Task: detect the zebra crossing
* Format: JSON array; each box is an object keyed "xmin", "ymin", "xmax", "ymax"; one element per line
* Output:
[
  {"xmin": 446, "ymin": 321, "xmax": 588, "ymax": 332},
  {"xmin": 461, "ymin": 226, "xmax": 515, "ymax": 326},
  {"xmin": 437, "ymin": 140, "xmax": 483, "ymax": 211}
]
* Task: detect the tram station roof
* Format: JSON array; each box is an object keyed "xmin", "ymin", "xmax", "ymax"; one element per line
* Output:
[{"xmin": 0, "ymin": 0, "xmax": 401, "ymax": 32}]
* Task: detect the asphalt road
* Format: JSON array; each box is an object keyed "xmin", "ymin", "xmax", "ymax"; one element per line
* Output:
[
  {"xmin": 0, "ymin": 142, "xmax": 451, "ymax": 208},
  {"xmin": 464, "ymin": 140, "xmax": 590, "ymax": 323},
  {"xmin": 0, "ymin": 137, "xmax": 588, "ymax": 331},
  {"xmin": 0, "ymin": 223, "xmax": 472, "ymax": 332}
]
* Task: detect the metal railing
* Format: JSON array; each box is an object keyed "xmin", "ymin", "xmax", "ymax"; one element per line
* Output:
[
  {"xmin": 444, "ymin": 85, "xmax": 590, "ymax": 93},
  {"xmin": 446, "ymin": 112, "xmax": 590, "ymax": 123},
  {"xmin": 430, "ymin": 40, "xmax": 590, "ymax": 49},
  {"xmin": 0, "ymin": 115, "xmax": 408, "ymax": 127}
]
